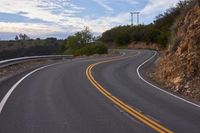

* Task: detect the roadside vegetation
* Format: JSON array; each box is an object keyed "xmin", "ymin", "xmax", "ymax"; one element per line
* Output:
[
  {"xmin": 64, "ymin": 27, "xmax": 107, "ymax": 56},
  {"xmin": 100, "ymin": 24, "xmax": 169, "ymax": 48},
  {"xmin": 0, "ymin": 37, "xmax": 65, "ymax": 60},
  {"xmin": 100, "ymin": 0, "xmax": 194, "ymax": 49},
  {"xmin": 0, "ymin": 27, "xmax": 107, "ymax": 60},
  {"xmin": 0, "ymin": 0, "xmax": 194, "ymax": 60}
]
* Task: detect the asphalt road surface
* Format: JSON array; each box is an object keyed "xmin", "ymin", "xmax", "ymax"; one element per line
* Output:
[{"xmin": 0, "ymin": 50, "xmax": 200, "ymax": 133}]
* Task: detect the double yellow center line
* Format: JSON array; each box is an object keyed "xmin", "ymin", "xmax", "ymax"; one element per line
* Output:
[{"xmin": 86, "ymin": 56, "xmax": 173, "ymax": 133}]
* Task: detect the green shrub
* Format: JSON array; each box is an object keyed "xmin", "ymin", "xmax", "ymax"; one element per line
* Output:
[
  {"xmin": 100, "ymin": 25, "xmax": 171, "ymax": 47},
  {"xmin": 74, "ymin": 43, "xmax": 107, "ymax": 56},
  {"xmin": 64, "ymin": 27, "xmax": 108, "ymax": 56},
  {"xmin": 94, "ymin": 43, "xmax": 108, "ymax": 54}
]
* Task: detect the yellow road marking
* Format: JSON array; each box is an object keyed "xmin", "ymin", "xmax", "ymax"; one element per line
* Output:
[{"xmin": 86, "ymin": 56, "xmax": 173, "ymax": 133}]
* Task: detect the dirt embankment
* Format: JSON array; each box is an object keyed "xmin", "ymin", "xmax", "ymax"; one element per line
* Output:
[
  {"xmin": 128, "ymin": 42, "xmax": 162, "ymax": 50},
  {"xmin": 151, "ymin": 2, "xmax": 200, "ymax": 101}
]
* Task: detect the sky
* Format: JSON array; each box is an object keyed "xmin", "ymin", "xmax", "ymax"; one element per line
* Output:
[{"xmin": 0, "ymin": 0, "xmax": 180, "ymax": 40}]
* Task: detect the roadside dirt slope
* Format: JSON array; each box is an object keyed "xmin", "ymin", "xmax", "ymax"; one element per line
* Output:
[{"xmin": 152, "ymin": 2, "xmax": 200, "ymax": 100}]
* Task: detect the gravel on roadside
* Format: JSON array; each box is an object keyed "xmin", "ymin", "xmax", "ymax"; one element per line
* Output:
[{"xmin": 0, "ymin": 59, "xmax": 60, "ymax": 83}]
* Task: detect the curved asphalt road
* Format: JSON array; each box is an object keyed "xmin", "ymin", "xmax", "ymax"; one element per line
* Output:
[{"xmin": 0, "ymin": 50, "xmax": 200, "ymax": 133}]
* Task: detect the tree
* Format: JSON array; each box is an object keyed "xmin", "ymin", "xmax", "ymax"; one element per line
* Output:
[
  {"xmin": 66, "ymin": 27, "xmax": 93, "ymax": 50},
  {"xmin": 18, "ymin": 33, "xmax": 30, "ymax": 40},
  {"xmin": 15, "ymin": 35, "xmax": 19, "ymax": 41},
  {"xmin": 64, "ymin": 27, "xmax": 107, "ymax": 56},
  {"xmin": 19, "ymin": 33, "xmax": 23, "ymax": 40},
  {"xmin": 74, "ymin": 27, "xmax": 92, "ymax": 45},
  {"xmin": 24, "ymin": 34, "xmax": 30, "ymax": 40}
]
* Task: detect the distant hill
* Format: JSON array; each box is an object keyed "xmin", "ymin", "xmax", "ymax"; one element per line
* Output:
[{"xmin": 0, "ymin": 38, "xmax": 65, "ymax": 60}]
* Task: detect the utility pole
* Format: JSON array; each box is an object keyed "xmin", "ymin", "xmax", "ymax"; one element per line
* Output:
[
  {"xmin": 130, "ymin": 12, "xmax": 134, "ymax": 26},
  {"xmin": 130, "ymin": 12, "xmax": 140, "ymax": 25}
]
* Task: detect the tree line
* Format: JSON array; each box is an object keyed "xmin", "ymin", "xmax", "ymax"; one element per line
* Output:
[{"xmin": 100, "ymin": 24, "xmax": 169, "ymax": 48}]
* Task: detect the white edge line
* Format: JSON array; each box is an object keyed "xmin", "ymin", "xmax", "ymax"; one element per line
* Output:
[
  {"xmin": 0, "ymin": 64, "xmax": 56, "ymax": 113},
  {"xmin": 137, "ymin": 51, "xmax": 200, "ymax": 108}
]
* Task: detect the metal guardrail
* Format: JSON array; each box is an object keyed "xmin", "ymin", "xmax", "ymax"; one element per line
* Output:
[{"xmin": 0, "ymin": 55, "xmax": 73, "ymax": 69}]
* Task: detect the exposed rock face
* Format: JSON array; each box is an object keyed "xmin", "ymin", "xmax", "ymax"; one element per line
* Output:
[{"xmin": 153, "ymin": 2, "xmax": 200, "ymax": 100}]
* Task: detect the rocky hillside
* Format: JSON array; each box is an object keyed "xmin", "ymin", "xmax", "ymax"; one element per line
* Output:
[{"xmin": 152, "ymin": 1, "xmax": 200, "ymax": 101}]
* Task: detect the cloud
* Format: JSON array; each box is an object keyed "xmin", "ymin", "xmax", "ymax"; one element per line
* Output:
[
  {"xmin": 0, "ymin": 0, "xmax": 84, "ymax": 23},
  {"xmin": 141, "ymin": 0, "xmax": 180, "ymax": 15},
  {"xmin": 18, "ymin": 11, "xmax": 28, "ymax": 15},
  {"xmin": 0, "ymin": 0, "xmax": 181, "ymax": 39},
  {"xmin": 93, "ymin": 0, "xmax": 113, "ymax": 11},
  {"xmin": 59, "ymin": 12, "xmax": 130, "ymax": 33},
  {"xmin": 92, "ymin": 0, "xmax": 138, "ymax": 12},
  {"xmin": 0, "ymin": 0, "xmax": 86, "ymax": 38},
  {"xmin": 0, "ymin": 13, "xmax": 129, "ymax": 38},
  {"xmin": 89, "ymin": 12, "xmax": 130, "ymax": 32},
  {"xmin": 0, "ymin": 22, "xmax": 63, "ymax": 35},
  {"xmin": 118, "ymin": 0, "xmax": 138, "ymax": 5},
  {"xmin": 0, "ymin": 0, "xmax": 131, "ymax": 38}
]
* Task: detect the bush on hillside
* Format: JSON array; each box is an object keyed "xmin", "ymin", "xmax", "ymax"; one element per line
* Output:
[
  {"xmin": 100, "ymin": 25, "xmax": 170, "ymax": 47},
  {"xmin": 74, "ymin": 43, "xmax": 107, "ymax": 56},
  {"xmin": 65, "ymin": 27, "xmax": 108, "ymax": 56},
  {"xmin": 100, "ymin": 0, "xmax": 194, "ymax": 48}
]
